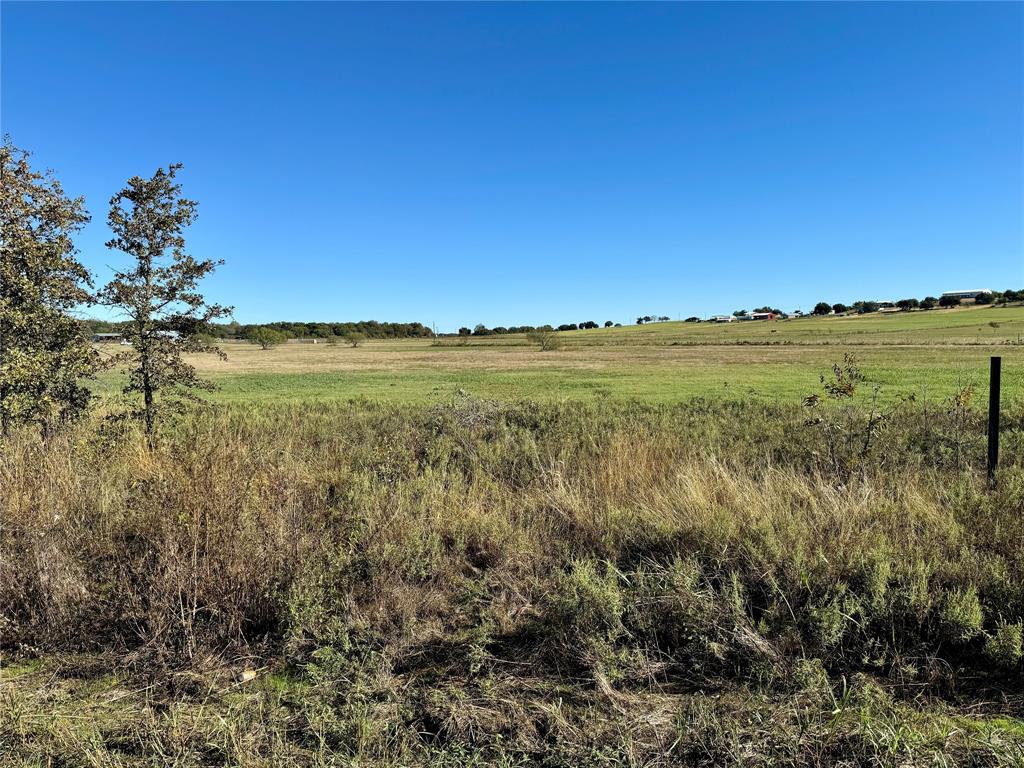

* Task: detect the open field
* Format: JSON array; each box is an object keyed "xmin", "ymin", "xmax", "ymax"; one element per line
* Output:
[
  {"xmin": 4, "ymin": 305, "xmax": 1023, "ymax": 766},
  {"xmin": 92, "ymin": 305, "xmax": 1024, "ymax": 406}
]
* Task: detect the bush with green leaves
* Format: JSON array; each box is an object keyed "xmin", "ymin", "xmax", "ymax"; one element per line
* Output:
[{"xmin": 250, "ymin": 327, "xmax": 288, "ymax": 349}]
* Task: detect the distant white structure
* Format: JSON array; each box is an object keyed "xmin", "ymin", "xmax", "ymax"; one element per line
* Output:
[
  {"xmin": 941, "ymin": 289, "xmax": 993, "ymax": 300},
  {"xmin": 710, "ymin": 315, "xmax": 735, "ymax": 323}
]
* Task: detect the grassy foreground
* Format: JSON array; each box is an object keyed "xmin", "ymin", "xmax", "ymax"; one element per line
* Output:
[{"xmin": 2, "ymin": 393, "xmax": 1023, "ymax": 766}]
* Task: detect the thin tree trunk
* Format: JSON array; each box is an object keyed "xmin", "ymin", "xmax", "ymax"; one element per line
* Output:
[
  {"xmin": 141, "ymin": 259, "xmax": 155, "ymax": 449},
  {"xmin": 143, "ymin": 375, "xmax": 154, "ymax": 449},
  {"xmin": 0, "ymin": 313, "xmax": 8, "ymax": 439}
]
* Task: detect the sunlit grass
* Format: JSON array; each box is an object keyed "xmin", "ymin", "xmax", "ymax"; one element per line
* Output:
[{"xmin": 90, "ymin": 343, "xmax": 1022, "ymax": 406}]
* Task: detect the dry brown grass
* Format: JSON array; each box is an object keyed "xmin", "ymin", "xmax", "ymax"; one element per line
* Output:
[
  {"xmin": 131, "ymin": 338, "xmax": 1020, "ymax": 375},
  {"xmin": 1, "ymin": 398, "xmax": 1022, "ymax": 765}
]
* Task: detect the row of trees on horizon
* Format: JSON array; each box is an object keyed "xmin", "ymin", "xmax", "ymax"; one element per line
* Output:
[
  {"xmin": 88, "ymin": 289, "xmax": 1024, "ymax": 345},
  {"xmin": 807, "ymin": 291, "xmax": 1022, "ymax": 316}
]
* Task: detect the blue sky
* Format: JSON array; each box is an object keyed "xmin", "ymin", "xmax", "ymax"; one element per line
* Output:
[{"xmin": 3, "ymin": 2, "xmax": 1022, "ymax": 330}]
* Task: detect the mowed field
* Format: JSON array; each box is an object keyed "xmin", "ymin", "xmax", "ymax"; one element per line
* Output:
[{"xmin": 94, "ymin": 304, "xmax": 1024, "ymax": 405}]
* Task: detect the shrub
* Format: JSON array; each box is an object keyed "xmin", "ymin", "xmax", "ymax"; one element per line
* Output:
[
  {"xmin": 985, "ymin": 620, "xmax": 1023, "ymax": 670},
  {"xmin": 548, "ymin": 559, "xmax": 625, "ymax": 643},
  {"xmin": 526, "ymin": 328, "xmax": 561, "ymax": 351},
  {"xmin": 939, "ymin": 587, "xmax": 984, "ymax": 643}
]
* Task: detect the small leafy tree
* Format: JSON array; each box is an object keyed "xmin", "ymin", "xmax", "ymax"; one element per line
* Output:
[
  {"xmin": 812, "ymin": 302, "xmax": 832, "ymax": 315},
  {"xmin": 802, "ymin": 354, "xmax": 901, "ymax": 482},
  {"xmin": 939, "ymin": 295, "xmax": 961, "ymax": 308},
  {"xmin": 344, "ymin": 331, "xmax": 366, "ymax": 347},
  {"xmin": 251, "ymin": 327, "xmax": 287, "ymax": 350},
  {"xmin": 527, "ymin": 327, "xmax": 561, "ymax": 351},
  {"xmin": 832, "ymin": 303, "xmax": 848, "ymax": 314},
  {"xmin": 604, "ymin": 320, "xmax": 613, "ymax": 327},
  {"xmin": 0, "ymin": 138, "xmax": 98, "ymax": 437},
  {"xmin": 98, "ymin": 164, "xmax": 231, "ymax": 448}
]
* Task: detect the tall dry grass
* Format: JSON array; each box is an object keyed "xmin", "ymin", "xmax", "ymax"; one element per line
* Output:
[{"xmin": 1, "ymin": 396, "xmax": 1022, "ymax": 764}]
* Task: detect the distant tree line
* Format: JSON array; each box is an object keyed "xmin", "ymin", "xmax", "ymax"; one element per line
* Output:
[
  {"xmin": 458, "ymin": 320, "xmax": 620, "ymax": 336},
  {"xmin": 685, "ymin": 291, "xmax": 1023, "ymax": 324},
  {"xmin": 636, "ymin": 315, "xmax": 672, "ymax": 324},
  {"xmin": 84, "ymin": 319, "xmax": 436, "ymax": 341},
  {"xmin": 807, "ymin": 290, "xmax": 1022, "ymax": 317}
]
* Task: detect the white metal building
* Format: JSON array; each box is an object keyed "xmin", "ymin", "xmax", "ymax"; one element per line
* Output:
[{"xmin": 941, "ymin": 289, "xmax": 993, "ymax": 299}]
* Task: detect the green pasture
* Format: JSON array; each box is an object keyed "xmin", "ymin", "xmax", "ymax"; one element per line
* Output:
[{"xmin": 91, "ymin": 345, "xmax": 1022, "ymax": 407}]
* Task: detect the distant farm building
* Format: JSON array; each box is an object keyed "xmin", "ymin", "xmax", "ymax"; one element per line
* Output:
[
  {"xmin": 92, "ymin": 333, "xmax": 126, "ymax": 344},
  {"xmin": 749, "ymin": 312, "xmax": 775, "ymax": 321},
  {"xmin": 710, "ymin": 315, "xmax": 735, "ymax": 323},
  {"xmin": 941, "ymin": 289, "xmax": 993, "ymax": 300}
]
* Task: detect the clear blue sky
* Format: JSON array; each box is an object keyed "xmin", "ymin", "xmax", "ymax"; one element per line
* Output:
[{"xmin": 3, "ymin": 2, "xmax": 1022, "ymax": 330}]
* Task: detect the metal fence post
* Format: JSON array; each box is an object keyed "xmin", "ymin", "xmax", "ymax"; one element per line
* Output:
[{"xmin": 988, "ymin": 356, "xmax": 1001, "ymax": 488}]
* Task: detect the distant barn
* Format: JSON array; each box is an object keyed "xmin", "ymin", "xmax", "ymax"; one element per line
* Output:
[
  {"xmin": 92, "ymin": 333, "xmax": 124, "ymax": 344},
  {"xmin": 941, "ymin": 289, "xmax": 993, "ymax": 300}
]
